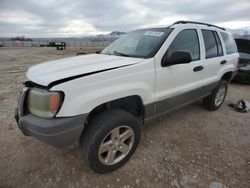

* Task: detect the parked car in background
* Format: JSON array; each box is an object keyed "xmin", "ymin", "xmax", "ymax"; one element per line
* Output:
[
  {"xmin": 46, "ymin": 42, "xmax": 66, "ymax": 50},
  {"xmin": 233, "ymin": 38, "xmax": 250, "ymax": 84}
]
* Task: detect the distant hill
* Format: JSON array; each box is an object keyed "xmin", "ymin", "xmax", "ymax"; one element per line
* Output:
[
  {"xmin": 106, "ymin": 31, "xmax": 127, "ymax": 37},
  {"xmin": 230, "ymin": 27, "xmax": 250, "ymax": 40},
  {"xmin": 96, "ymin": 31, "xmax": 127, "ymax": 39}
]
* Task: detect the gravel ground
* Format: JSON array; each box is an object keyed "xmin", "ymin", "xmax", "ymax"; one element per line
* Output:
[{"xmin": 0, "ymin": 47, "xmax": 249, "ymax": 188}]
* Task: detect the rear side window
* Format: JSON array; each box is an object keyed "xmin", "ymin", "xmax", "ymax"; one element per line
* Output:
[
  {"xmin": 220, "ymin": 32, "xmax": 237, "ymax": 54},
  {"xmin": 167, "ymin": 29, "xmax": 200, "ymax": 61},
  {"xmin": 214, "ymin": 32, "xmax": 223, "ymax": 56},
  {"xmin": 202, "ymin": 30, "xmax": 223, "ymax": 58}
]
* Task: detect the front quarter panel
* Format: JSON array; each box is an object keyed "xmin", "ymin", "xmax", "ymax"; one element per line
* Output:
[{"xmin": 51, "ymin": 58, "xmax": 155, "ymax": 117}]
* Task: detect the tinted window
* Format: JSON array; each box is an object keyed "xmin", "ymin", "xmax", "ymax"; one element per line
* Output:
[
  {"xmin": 202, "ymin": 30, "xmax": 222, "ymax": 58},
  {"xmin": 214, "ymin": 32, "xmax": 223, "ymax": 56},
  {"xmin": 221, "ymin": 32, "xmax": 237, "ymax": 54},
  {"xmin": 167, "ymin": 29, "xmax": 200, "ymax": 61}
]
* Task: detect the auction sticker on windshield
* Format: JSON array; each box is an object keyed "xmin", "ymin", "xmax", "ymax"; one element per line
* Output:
[{"xmin": 144, "ymin": 31, "xmax": 164, "ymax": 37}]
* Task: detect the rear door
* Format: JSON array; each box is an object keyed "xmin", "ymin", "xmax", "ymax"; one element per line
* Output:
[{"xmin": 201, "ymin": 29, "xmax": 225, "ymax": 83}]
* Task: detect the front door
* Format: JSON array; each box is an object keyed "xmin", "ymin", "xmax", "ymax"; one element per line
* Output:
[{"xmin": 154, "ymin": 28, "xmax": 205, "ymax": 114}]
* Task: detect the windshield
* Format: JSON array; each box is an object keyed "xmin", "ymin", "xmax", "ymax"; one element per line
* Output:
[{"xmin": 101, "ymin": 28, "xmax": 172, "ymax": 58}]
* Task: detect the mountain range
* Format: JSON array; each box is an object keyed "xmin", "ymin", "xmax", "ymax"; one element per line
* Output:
[{"xmin": 226, "ymin": 27, "xmax": 250, "ymax": 39}]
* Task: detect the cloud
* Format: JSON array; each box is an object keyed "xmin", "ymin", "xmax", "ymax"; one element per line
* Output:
[
  {"xmin": 0, "ymin": 0, "xmax": 249, "ymax": 37},
  {"xmin": 0, "ymin": 11, "xmax": 38, "ymax": 25}
]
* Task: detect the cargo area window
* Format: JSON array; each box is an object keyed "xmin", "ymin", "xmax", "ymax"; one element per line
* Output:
[{"xmin": 220, "ymin": 32, "xmax": 238, "ymax": 54}]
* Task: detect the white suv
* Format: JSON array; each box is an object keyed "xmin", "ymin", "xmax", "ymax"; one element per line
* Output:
[{"xmin": 15, "ymin": 21, "xmax": 238, "ymax": 173}]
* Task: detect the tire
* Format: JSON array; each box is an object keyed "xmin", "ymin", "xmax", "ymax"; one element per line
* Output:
[
  {"xmin": 203, "ymin": 80, "xmax": 228, "ymax": 111},
  {"xmin": 79, "ymin": 109, "xmax": 141, "ymax": 173}
]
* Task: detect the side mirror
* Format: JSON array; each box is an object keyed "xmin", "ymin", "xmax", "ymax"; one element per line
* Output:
[{"xmin": 161, "ymin": 51, "xmax": 192, "ymax": 67}]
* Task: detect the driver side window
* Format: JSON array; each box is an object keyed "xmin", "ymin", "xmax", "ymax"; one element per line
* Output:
[{"xmin": 167, "ymin": 29, "xmax": 200, "ymax": 61}]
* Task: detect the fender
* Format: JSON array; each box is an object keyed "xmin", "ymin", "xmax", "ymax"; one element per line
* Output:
[{"xmin": 218, "ymin": 54, "xmax": 238, "ymax": 80}]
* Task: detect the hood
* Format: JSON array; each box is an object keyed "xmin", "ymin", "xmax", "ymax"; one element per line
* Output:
[{"xmin": 26, "ymin": 54, "xmax": 143, "ymax": 87}]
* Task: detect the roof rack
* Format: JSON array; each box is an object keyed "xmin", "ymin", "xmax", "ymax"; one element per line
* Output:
[{"xmin": 172, "ymin": 21, "xmax": 225, "ymax": 31}]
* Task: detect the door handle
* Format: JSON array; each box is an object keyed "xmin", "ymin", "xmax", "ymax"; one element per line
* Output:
[
  {"xmin": 193, "ymin": 66, "xmax": 204, "ymax": 72},
  {"xmin": 220, "ymin": 60, "xmax": 227, "ymax": 65}
]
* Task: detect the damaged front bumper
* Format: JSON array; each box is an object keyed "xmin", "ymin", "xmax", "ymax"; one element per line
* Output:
[{"xmin": 15, "ymin": 85, "xmax": 87, "ymax": 148}]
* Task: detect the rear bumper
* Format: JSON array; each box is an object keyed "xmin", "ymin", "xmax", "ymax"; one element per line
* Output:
[{"xmin": 15, "ymin": 109, "xmax": 87, "ymax": 148}]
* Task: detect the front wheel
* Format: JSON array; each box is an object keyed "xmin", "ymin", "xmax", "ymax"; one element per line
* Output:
[
  {"xmin": 80, "ymin": 109, "xmax": 141, "ymax": 173},
  {"xmin": 203, "ymin": 80, "xmax": 228, "ymax": 111}
]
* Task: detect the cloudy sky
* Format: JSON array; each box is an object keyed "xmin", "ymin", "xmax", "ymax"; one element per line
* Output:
[{"xmin": 0, "ymin": 0, "xmax": 249, "ymax": 37}]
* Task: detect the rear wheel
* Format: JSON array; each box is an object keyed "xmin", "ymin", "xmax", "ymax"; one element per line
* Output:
[
  {"xmin": 203, "ymin": 80, "xmax": 228, "ymax": 111},
  {"xmin": 80, "ymin": 109, "xmax": 141, "ymax": 173}
]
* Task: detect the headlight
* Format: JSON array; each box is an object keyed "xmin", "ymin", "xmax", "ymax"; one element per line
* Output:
[{"xmin": 27, "ymin": 89, "xmax": 64, "ymax": 118}]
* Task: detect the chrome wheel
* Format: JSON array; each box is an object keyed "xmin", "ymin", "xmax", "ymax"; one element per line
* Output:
[
  {"xmin": 98, "ymin": 126, "xmax": 135, "ymax": 165},
  {"xmin": 215, "ymin": 86, "xmax": 226, "ymax": 107}
]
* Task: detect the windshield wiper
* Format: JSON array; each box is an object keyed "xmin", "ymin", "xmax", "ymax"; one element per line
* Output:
[{"xmin": 114, "ymin": 50, "xmax": 130, "ymax": 57}]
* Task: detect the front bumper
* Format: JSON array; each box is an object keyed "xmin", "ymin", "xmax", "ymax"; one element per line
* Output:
[
  {"xmin": 15, "ymin": 110, "xmax": 87, "ymax": 148},
  {"xmin": 15, "ymin": 85, "xmax": 87, "ymax": 148}
]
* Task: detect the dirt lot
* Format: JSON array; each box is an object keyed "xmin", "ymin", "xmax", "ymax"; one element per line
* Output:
[{"xmin": 0, "ymin": 47, "xmax": 249, "ymax": 188}]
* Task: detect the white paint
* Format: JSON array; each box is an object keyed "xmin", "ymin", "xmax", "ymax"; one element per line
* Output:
[{"xmin": 26, "ymin": 23, "xmax": 238, "ymax": 117}]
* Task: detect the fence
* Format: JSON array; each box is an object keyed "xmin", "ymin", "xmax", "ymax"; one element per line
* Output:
[{"xmin": 0, "ymin": 38, "xmax": 115, "ymax": 48}]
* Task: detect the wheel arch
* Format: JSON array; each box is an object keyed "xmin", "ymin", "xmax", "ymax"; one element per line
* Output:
[
  {"xmin": 221, "ymin": 71, "xmax": 233, "ymax": 82},
  {"xmin": 85, "ymin": 95, "xmax": 145, "ymax": 125}
]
